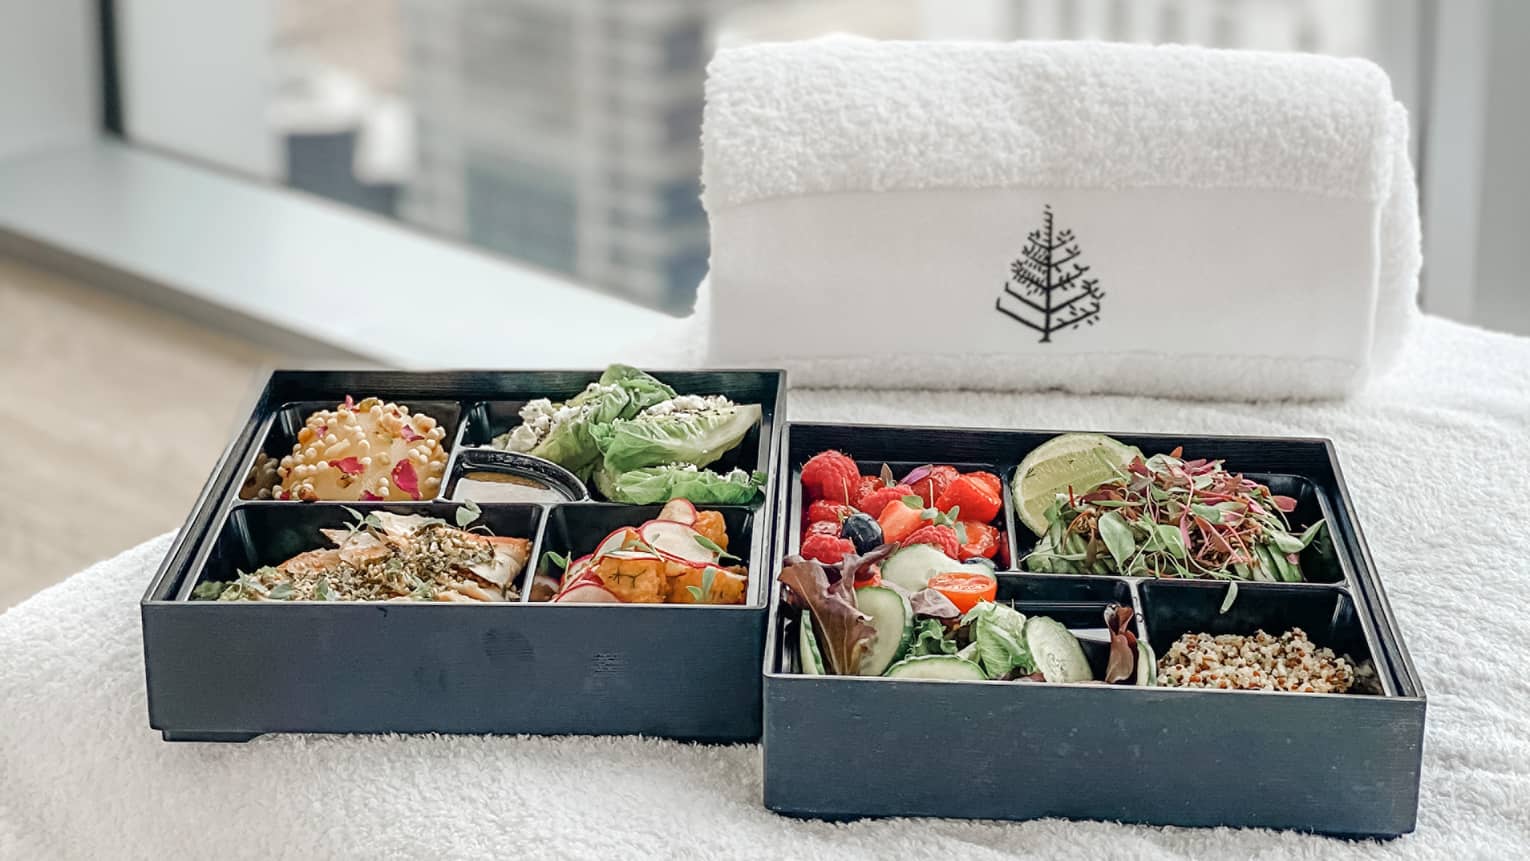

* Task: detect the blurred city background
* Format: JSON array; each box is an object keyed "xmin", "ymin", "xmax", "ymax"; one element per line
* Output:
[{"xmin": 134, "ymin": 0, "xmax": 1416, "ymax": 315}]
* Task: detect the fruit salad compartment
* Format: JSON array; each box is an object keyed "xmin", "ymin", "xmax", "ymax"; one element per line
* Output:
[
  {"xmin": 763, "ymin": 422, "xmax": 1424, "ymax": 837},
  {"xmin": 142, "ymin": 368, "xmax": 784, "ymax": 743}
]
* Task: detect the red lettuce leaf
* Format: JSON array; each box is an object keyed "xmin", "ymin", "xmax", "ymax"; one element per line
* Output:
[
  {"xmin": 779, "ymin": 555, "xmax": 874, "ymax": 676},
  {"xmin": 908, "ymin": 587, "xmax": 961, "ymax": 621},
  {"xmin": 1103, "ymin": 603, "xmax": 1138, "ymax": 684}
]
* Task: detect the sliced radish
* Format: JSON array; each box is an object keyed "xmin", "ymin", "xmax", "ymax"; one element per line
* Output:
[
  {"xmin": 594, "ymin": 527, "xmax": 640, "ymax": 559},
  {"xmin": 554, "ymin": 583, "xmax": 622, "ymax": 603},
  {"xmin": 558, "ymin": 570, "xmax": 604, "ymax": 595},
  {"xmin": 658, "ymin": 498, "xmax": 698, "ymax": 525},
  {"xmin": 639, "ymin": 520, "xmax": 717, "ymax": 566},
  {"xmin": 600, "ymin": 549, "xmax": 663, "ymax": 562},
  {"xmin": 560, "ymin": 554, "xmax": 596, "ymax": 588}
]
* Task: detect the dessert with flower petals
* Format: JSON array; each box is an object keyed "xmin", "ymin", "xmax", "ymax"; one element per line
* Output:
[{"xmin": 276, "ymin": 396, "xmax": 449, "ymax": 501}]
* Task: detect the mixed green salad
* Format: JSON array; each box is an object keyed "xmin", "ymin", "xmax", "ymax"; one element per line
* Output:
[
  {"xmin": 781, "ymin": 547, "xmax": 1150, "ymax": 685},
  {"xmin": 491, "ymin": 365, "xmax": 765, "ymax": 505},
  {"xmin": 1013, "ymin": 434, "xmax": 1327, "ymax": 581}
]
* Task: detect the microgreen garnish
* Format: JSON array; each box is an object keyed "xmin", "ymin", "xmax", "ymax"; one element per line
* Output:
[
  {"xmin": 191, "ymin": 580, "xmax": 227, "ymax": 601},
  {"xmin": 1219, "ymin": 580, "xmax": 1238, "ymax": 614},
  {"xmin": 1023, "ymin": 451, "xmax": 1323, "ymax": 581},
  {"xmin": 455, "ymin": 499, "xmax": 482, "ymax": 528},
  {"xmin": 879, "ymin": 463, "xmax": 896, "ymax": 486},
  {"xmin": 686, "ymin": 566, "xmax": 719, "ymax": 602},
  {"xmin": 918, "ymin": 506, "xmax": 969, "ymax": 543},
  {"xmin": 694, "ymin": 534, "xmax": 740, "ymax": 562},
  {"xmin": 545, "ymin": 551, "xmax": 570, "ymax": 571}
]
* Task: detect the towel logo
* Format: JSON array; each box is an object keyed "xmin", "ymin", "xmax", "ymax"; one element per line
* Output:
[{"xmin": 995, "ymin": 205, "xmax": 1104, "ymax": 343}]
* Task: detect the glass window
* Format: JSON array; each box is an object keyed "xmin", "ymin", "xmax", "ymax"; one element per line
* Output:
[{"xmin": 112, "ymin": 0, "xmax": 1413, "ymax": 315}]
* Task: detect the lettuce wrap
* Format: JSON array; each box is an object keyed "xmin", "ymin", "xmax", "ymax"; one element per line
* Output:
[{"xmin": 601, "ymin": 464, "xmax": 766, "ymax": 505}]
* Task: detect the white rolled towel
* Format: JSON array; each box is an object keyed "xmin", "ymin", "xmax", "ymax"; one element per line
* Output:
[{"xmin": 700, "ymin": 38, "xmax": 1421, "ymax": 400}]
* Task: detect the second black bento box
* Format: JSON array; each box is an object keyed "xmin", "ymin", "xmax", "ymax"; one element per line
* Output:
[
  {"xmin": 142, "ymin": 369, "xmax": 784, "ymax": 742},
  {"xmin": 762, "ymin": 423, "xmax": 1424, "ymax": 838}
]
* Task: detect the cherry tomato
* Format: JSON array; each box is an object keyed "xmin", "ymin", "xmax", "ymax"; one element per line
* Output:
[{"xmin": 927, "ymin": 571, "xmax": 997, "ymax": 613}]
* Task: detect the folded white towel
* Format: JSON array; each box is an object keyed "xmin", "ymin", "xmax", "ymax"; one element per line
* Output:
[{"xmin": 701, "ymin": 38, "xmax": 1421, "ymax": 399}]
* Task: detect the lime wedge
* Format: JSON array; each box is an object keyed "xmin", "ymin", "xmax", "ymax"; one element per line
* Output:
[{"xmin": 1012, "ymin": 433, "xmax": 1141, "ymax": 537}]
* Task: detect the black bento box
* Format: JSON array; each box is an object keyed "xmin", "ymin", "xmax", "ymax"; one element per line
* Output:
[
  {"xmin": 141, "ymin": 369, "xmax": 784, "ymax": 742},
  {"xmin": 762, "ymin": 423, "xmax": 1425, "ymax": 838}
]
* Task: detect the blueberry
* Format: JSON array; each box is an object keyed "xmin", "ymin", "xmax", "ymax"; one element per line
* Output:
[{"xmin": 840, "ymin": 513, "xmax": 884, "ymax": 554}]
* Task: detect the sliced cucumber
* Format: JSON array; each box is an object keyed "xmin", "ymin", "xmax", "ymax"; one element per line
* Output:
[
  {"xmin": 884, "ymin": 655, "xmax": 986, "ymax": 681},
  {"xmin": 881, "ymin": 543, "xmax": 995, "ymax": 593},
  {"xmin": 1136, "ymin": 639, "xmax": 1157, "ymax": 687},
  {"xmin": 854, "ymin": 585, "xmax": 913, "ymax": 676},
  {"xmin": 1023, "ymin": 616, "xmax": 1094, "ymax": 683},
  {"xmin": 798, "ymin": 614, "xmax": 825, "ymax": 675}
]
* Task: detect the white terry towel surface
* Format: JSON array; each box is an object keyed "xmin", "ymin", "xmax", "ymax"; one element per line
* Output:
[
  {"xmin": 702, "ymin": 38, "xmax": 1421, "ymax": 400},
  {"xmin": 4, "ymin": 317, "xmax": 1530, "ymax": 858}
]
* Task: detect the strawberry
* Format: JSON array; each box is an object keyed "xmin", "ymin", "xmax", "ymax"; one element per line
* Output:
[
  {"xmin": 877, "ymin": 497, "xmax": 927, "ymax": 544},
  {"xmin": 959, "ymin": 520, "xmax": 1000, "ymax": 559},
  {"xmin": 850, "ymin": 475, "xmax": 884, "ymax": 510},
  {"xmin": 936, "ymin": 475, "xmax": 1002, "ymax": 524},
  {"xmin": 906, "ymin": 465, "xmax": 960, "ymax": 509},
  {"xmin": 806, "ymin": 499, "xmax": 855, "ymax": 525},
  {"xmin": 856, "ymin": 483, "xmax": 915, "ymax": 518},
  {"xmin": 801, "ymin": 533, "xmax": 855, "ymax": 565},
  {"xmin": 807, "ymin": 519, "xmax": 843, "ymax": 538},
  {"xmin": 801, "ymin": 450, "xmax": 860, "ymax": 504},
  {"xmin": 966, "ymin": 471, "xmax": 1003, "ymax": 498},
  {"xmin": 901, "ymin": 524, "xmax": 961, "ymax": 558}
]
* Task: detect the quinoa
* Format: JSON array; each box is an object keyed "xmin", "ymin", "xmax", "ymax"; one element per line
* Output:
[{"xmin": 1156, "ymin": 627, "xmax": 1355, "ymax": 694}]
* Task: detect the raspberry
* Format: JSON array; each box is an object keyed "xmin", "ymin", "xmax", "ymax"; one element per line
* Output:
[
  {"xmin": 936, "ymin": 475, "xmax": 1002, "ymax": 524},
  {"xmin": 901, "ymin": 524, "xmax": 961, "ymax": 558},
  {"xmin": 856, "ymin": 483, "xmax": 915, "ymax": 517},
  {"xmin": 807, "ymin": 519, "xmax": 842, "ymax": 538},
  {"xmin": 801, "ymin": 533, "xmax": 855, "ymax": 565},
  {"xmin": 850, "ymin": 475, "xmax": 883, "ymax": 510},
  {"xmin": 806, "ymin": 499, "xmax": 855, "ymax": 525},
  {"xmin": 801, "ymin": 450, "xmax": 860, "ymax": 504},
  {"xmin": 907, "ymin": 465, "xmax": 960, "ymax": 509}
]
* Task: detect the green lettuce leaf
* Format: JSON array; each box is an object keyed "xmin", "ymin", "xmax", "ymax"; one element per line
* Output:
[
  {"xmin": 607, "ymin": 465, "xmax": 766, "ymax": 505},
  {"xmin": 594, "ymin": 364, "xmax": 675, "ymax": 412},
  {"xmin": 593, "ymin": 404, "xmax": 762, "ymax": 474},
  {"xmin": 522, "ymin": 367, "xmax": 677, "ymax": 478},
  {"xmin": 910, "ymin": 618, "xmax": 958, "ymax": 657},
  {"xmin": 961, "ymin": 601, "xmax": 1036, "ymax": 679}
]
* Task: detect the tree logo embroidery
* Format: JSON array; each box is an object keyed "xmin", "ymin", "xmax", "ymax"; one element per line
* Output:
[{"xmin": 995, "ymin": 205, "xmax": 1104, "ymax": 342}]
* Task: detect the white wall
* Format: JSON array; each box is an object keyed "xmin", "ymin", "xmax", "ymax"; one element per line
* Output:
[{"xmin": 0, "ymin": 0, "xmax": 97, "ymax": 159}]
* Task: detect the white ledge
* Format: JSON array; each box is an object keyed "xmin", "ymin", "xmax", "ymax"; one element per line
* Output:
[{"xmin": 0, "ymin": 140, "xmax": 688, "ymax": 367}]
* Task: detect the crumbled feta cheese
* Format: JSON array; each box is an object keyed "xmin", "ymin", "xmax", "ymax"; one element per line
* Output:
[
  {"xmin": 640, "ymin": 394, "xmax": 733, "ymax": 418},
  {"xmin": 503, "ymin": 423, "xmax": 540, "ymax": 453}
]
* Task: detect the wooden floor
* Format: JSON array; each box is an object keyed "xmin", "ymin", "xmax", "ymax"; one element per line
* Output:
[{"xmin": 0, "ymin": 256, "xmax": 282, "ymax": 609}]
